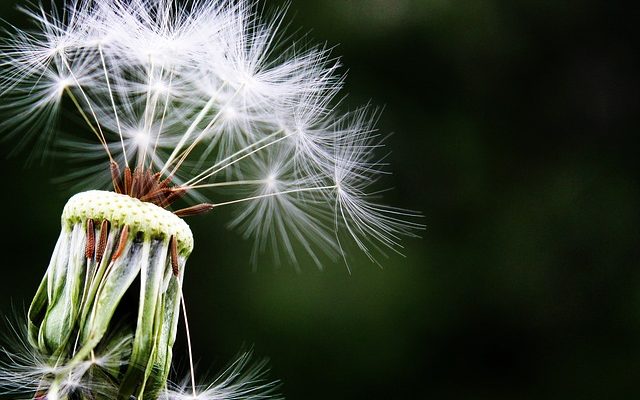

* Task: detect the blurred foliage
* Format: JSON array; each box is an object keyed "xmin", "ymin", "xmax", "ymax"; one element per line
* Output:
[{"xmin": 1, "ymin": 0, "xmax": 639, "ymax": 399}]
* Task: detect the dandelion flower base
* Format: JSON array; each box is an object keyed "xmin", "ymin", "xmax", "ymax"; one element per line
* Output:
[
  {"xmin": 63, "ymin": 190, "xmax": 194, "ymax": 254},
  {"xmin": 25, "ymin": 190, "xmax": 192, "ymax": 399}
]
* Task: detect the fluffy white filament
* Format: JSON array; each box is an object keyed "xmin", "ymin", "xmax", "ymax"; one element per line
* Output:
[
  {"xmin": 162, "ymin": 350, "xmax": 281, "ymax": 400},
  {"xmin": 0, "ymin": 0, "xmax": 422, "ymax": 266},
  {"xmin": 0, "ymin": 318, "xmax": 131, "ymax": 399}
]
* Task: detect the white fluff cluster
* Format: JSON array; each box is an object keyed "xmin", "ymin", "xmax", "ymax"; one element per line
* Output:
[
  {"xmin": 162, "ymin": 351, "xmax": 280, "ymax": 400},
  {"xmin": 0, "ymin": 319, "xmax": 132, "ymax": 399},
  {"xmin": 0, "ymin": 318, "xmax": 279, "ymax": 399},
  {"xmin": 0, "ymin": 0, "xmax": 421, "ymax": 267}
]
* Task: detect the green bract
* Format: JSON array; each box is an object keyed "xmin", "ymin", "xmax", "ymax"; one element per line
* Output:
[{"xmin": 28, "ymin": 190, "xmax": 192, "ymax": 399}]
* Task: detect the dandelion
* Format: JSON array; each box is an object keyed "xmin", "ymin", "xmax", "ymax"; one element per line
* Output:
[{"xmin": 0, "ymin": 0, "xmax": 423, "ymax": 398}]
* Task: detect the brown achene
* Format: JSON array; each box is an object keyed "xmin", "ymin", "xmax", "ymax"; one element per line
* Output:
[{"xmin": 110, "ymin": 160, "xmax": 214, "ymax": 217}]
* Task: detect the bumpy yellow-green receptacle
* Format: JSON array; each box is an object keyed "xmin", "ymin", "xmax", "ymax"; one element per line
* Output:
[{"xmin": 28, "ymin": 190, "xmax": 193, "ymax": 399}]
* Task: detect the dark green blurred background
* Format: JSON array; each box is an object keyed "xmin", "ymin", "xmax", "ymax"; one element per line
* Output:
[{"xmin": 1, "ymin": 0, "xmax": 639, "ymax": 398}]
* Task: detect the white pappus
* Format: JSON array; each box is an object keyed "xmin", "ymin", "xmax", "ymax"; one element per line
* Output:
[{"xmin": 0, "ymin": 0, "xmax": 422, "ymax": 267}]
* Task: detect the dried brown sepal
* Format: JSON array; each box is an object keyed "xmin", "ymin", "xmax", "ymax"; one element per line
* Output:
[
  {"xmin": 96, "ymin": 219, "xmax": 110, "ymax": 264},
  {"xmin": 170, "ymin": 235, "xmax": 179, "ymax": 276},
  {"xmin": 85, "ymin": 219, "xmax": 95, "ymax": 259},
  {"xmin": 112, "ymin": 225, "xmax": 129, "ymax": 261},
  {"xmin": 174, "ymin": 203, "xmax": 215, "ymax": 217}
]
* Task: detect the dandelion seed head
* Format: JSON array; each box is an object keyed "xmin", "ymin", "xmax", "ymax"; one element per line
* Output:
[
  {"xmin": 149, "ymin": 78, "xmax": 171, "ymax": 95},
  {"xmin": 55, "ymin": 74, "xmax": 74, "ymax": 92},
  {"xmin": 133, "ymin": 128, "xmax": 150, "ymax": 148},
  {"xmin": 265, "ymin": 173, "xmax": 278, "ymax": 190},
  {"xmin": 0, "ymin": 0, "xmax": 423, "ymax": 268}
]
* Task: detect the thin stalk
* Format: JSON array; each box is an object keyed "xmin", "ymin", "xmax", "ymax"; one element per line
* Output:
[
  {"xmin": 160, "ymin": 87, "xmax": 222, "ymax": 175},
  {"xmin": 64, "ymin": 88, "xmax": 112, "ymax": 161},
  {"xmin": 59, "ymin": 55, "xmax": 112, "ymax": 162},
  {"xmin": 152, "ymin": 67, "xmax": 175, "ymax": 169},
  {"xmin": 166, "ymin": 82, "xmax": 246, "ymax": 178},
  {"xmin": 141, "ymin": 57, "xmax": 158, "ymax": 168},
  {"xmin": 184, "ymin": 129, "xmax": 284, "ymax": 186},
  {"xmin": 99, "ymin": 45, "xmax": 127, "ymax": 167},
  {"xmin": 186, "ymin": 131, "xmax": 291, "ymax": 187},
  {"xmin": 180, "ymin": 289, "xmax": 197, "ymax": 398},
  {"xmin": 184, "ymin": 179, "xmax": 266, "ymax": 190},
  {"xmin": 206, "ymin": 185, "xmax": 337, "ymax": 208}
]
